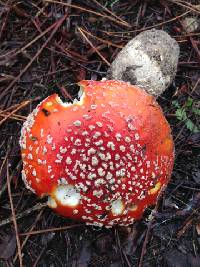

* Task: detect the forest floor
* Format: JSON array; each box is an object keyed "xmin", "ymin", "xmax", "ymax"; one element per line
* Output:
[{"xmin": 0, "ymin": 0, "xmax": 200, "ymax": 266}]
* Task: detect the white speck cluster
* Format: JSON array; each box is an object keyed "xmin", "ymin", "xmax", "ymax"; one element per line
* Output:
[{"xmin": 20, "ymin": 80, "xmax": 174, "ymax": 227}]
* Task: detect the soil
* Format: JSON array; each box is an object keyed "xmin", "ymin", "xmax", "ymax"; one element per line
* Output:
[{"xmin": 0, "ymin": 1, "xmax": 199, "ymax": 267}]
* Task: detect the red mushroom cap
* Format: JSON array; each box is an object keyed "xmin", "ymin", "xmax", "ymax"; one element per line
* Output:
[{"xmin": 20, "ymin": 80, "xmax": 174, "ymax": 227}]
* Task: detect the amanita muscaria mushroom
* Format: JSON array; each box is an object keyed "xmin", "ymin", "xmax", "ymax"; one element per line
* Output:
[{"xmin": 20, "ymin": 80, "xmax": 174, "ymax": 227}]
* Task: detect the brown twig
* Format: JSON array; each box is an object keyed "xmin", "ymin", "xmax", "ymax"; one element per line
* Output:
[
  {"xmin": 14, "ymin": 209, "xmax": 44, "ymax": 263},
  {"xmin": 0, "ymin": 101, "xmax": 27, "ymax": 114},
  {"xmin": 6, "ymin": 162, "xmax": 23, "ymax": 267},
  {"xmin": 121, "ymin": 249, "xmax": 132, "ymax": 267},
  {"xmin": 169, "ymin": 0, "xmax": 200, "ymax": 14},
  {"xmin": 101, "ymin": 10, "xmax": 190, "ymax": 35},
  {"xmin": 19, "ymin": 223, "xmax": 83, "ymax": 236},
  {"xmin": 138, "ymin": 193, "xmax": 162, "ymax": 267},
  {"xmin": 0, "ymin": 100, "xmax": 29, "ymax": 126},
  {"xmin": 176, "ymin": 218, "xmax": 194, "ymax": 238},
  {"xmin": 115, "ymin": 228, "xmax": 125, "ymax": 266},
  {"xmin": 0, "ymin": 16, "xmax": 59, "ymax": 60},
  {"xmin": 0, "ymin": 113, "xmax": 26, "ymax": 121},
  {"xmin": 138, "ymin": 219, "xmax": 154, "ymax": 267},
  {"xmin": 0, "ymin": 0, "xmax": 10, "ymax": 41},
  {"xmin": 44, "ymin": 0, "xmax": 131, "ymax": 28},
  {"xmin": 32, "ymin": 247, "xmax": 46, "ymax": 267},
  {"xmin": 1, "ymin": 14, "xmax": 68, "ymax": 106},
  {"xmin": 0, "ymin": 202, "xmax": 47, "ymax": 227},
  {"xmin": 189, "ymin": 37, "xmax": 200, "ymax": 61},
  {"xmin": 0, "ymin": 151, "xmax": 9, "ymax": 197},
  {"xmin": 78, "ymin": 27, "xmax": 123, "ymax": 48},
  {"xmin": 90, "ymin": 0, "xmax": 129, "ymax": 26},
  {"xmin": 191, "ymin": 76, "xmax": 200, "ymax": 93},
  {"xmin": 77, "ymin": 27, "xmax": 110, "ymax": 66}
]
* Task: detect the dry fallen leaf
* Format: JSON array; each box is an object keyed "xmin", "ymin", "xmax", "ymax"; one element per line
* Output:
[
  {"xmin": 196, "ymin": 223, "xmax": 200, "ymax": 235},
  {"xmin": 0, "ymin": 231, "xmax": 16, "ymax": 260}
]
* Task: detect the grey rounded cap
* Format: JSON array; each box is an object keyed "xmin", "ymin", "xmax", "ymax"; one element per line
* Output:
[{"xmin": 107, "ymin": 29, "xmax": 180, "ymax": 97}]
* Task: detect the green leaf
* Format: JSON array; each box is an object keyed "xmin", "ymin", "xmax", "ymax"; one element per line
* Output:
[
  {"xmin": 175, "ymin": 108, "xmax": 187, "ymax": 121},
  {"xmin": 186, "ymin": 119, "xmax": 199, "ymax": 133},
  {"xmin": 172, "ymin": 100, "xmax": 180, "ymax": 108},
  {"xmin": 186, "ymin": 97, "xmax": 193, "ymax": 107},
  {"xmin": 192, "ymin": 107, "xmax": 200, "ymax": 116}
]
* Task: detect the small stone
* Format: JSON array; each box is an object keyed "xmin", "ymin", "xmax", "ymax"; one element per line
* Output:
[{"xmin": 182, "ymin": 17, "xmax": 200, "ymax": 33}]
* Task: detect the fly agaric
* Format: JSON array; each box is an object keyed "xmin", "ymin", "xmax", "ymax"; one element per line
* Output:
[{"xmin": 20, "ymin": 80, "xmax": 174, "ymax": 227}]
